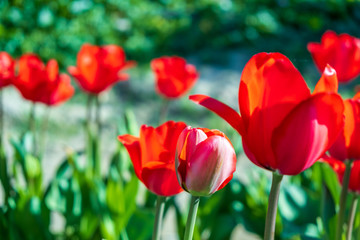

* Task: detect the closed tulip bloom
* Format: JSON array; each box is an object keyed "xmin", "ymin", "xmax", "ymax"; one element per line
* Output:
[
  {"xmin": 118, "ymin": 121, "xmax": 187, "ymax": 196},
  {"xmin": 151, "ymin": 56, "xmax": 198, "ymax": 98},
  {"xmin": 68, "ymin": 44, "xmax": 135, "ymax": 95},
  {"xmin": 324, "ymin": 157, "xmax": 360, "ymax": 194},
  {"xmin": 308, "ymin": 31, "xmax": 360, "ymax": 83},
  {"xmin": 13, "ymin": 54, "xmax": 74, "ymax": 106},
  {"xmin": 0, "ymin": 52, "xmax": 15, "ymax": 88},
  {"xmin": 175, "ymin": 127, "xmax": 236, "ymax": 196},
  {"xmin": 191, "ymin": 52, "xmax": 344, "ymax": 175}
]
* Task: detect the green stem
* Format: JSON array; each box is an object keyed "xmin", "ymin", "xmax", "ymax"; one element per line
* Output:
[
  {"xmin": 159, "ymin": 99, "xmax": 170, "ymax": 124},
  {"xmin": 152, "ymin": 196, "xmax": 167, "ymax": 240},
  {"xmin": 95, "ymin": 95, "xmax": 101, "ymax": 135},
  {"xmin": 184, "ymin": 195, "xmax": 200, "ymax": 240},
  {"xmin": 346, "ymin": 194, "xmax": 358, "ymax": 240},
  {"xmin": 86, "ymin": 94, "xmax": 94, "ymax": 127},
  {"xmin": 336, "ymin": 159, "xmax": 353, "ymax": 240},
  {"xmin": 28, "ymin": 103, "xmax": 37, "ymax": 155},
  {"xmin": 38, "ymin": 107, "xmax": 50, "ymax": 159},
  {"xmin": 264, "ymin": 172, "xmax": 284, "ymax": 240},
  {"xmin": 0, "ymin": 90, "xmax": 3, "ymax": 145}
]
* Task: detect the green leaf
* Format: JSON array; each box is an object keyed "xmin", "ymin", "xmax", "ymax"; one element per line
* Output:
[
  {"xmin": 0, "ymin": 144, "xmax": 10, "ymax": 198},
  {"xmin": 80, "ymin": 210, "xmax": 99, "ymax": 239},
  {"xmin": 24, "ymin": 154, "xmax": 41, "ymax": 179},
  {"xmin": 127, "ymin": 208, "xmax": 154, "ymax": 240},
  {"xmin": 106, "ymin": 177, "xmax": 125, "ymax": 215},
  {"xmin": 321, "ymin": 163, "xmax": 341, "ymax": 205}
]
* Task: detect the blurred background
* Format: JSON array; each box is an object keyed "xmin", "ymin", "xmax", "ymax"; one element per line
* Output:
[{"xmin": 1, "ymin": 0, "xmax": 360, "ymax": 239}]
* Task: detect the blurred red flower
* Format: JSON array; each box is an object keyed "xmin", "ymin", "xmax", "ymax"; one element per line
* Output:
[
  {"xmin": 323, "ymin": 157, "xmax": 360, "ymax": 194},
  {"xmin": 13, "ymin": 54, "xmax": 74, "ymax": 106},
  {"xmin": 68, "ymin": 44, "xmax": 135, "ymax": 95},
  {"xmin": 176, "ymin": 127, "xmax": 236, "ymax": 196},
  {"xmin": 328, "ymin": 95, "xmax": 360, "ymax": 161},
  {"xmin": 151, "ymin": 56, "xmax": 198, "ymax": 98},
  {"xmin": 0, "ymin": 52, "xmax": 15, "ymax": 89},
  {"xmin": 308, "ymin": 31, "xmax": 360, "ymax": 83},
  {"xmin": 191, "ymin": 52, "xmax": 344, "ymax": 175},
  {"xmin": 118, "ymin": 121, "xmax": 187, "ymax": 196}
]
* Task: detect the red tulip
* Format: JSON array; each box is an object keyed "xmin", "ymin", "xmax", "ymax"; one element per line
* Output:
[
  {"xmin": 175, "ymin": 127, "xmax": 236, "ymax": 196},
  {"xmin": 0, "ymin": 52, "xmax": 15, "ymax": 88},
  {"xmin": 151, "ymin": 56, "xmax": 198, "ymax": 98},
  {"xmin": 68, "ymin": 44, "xmax": 135, "ymax": 95},
  {"xmin": 13, "ymin": 54, "xmax": 74, "ymax": 106},
  {"xmin": 323, "ymin": 157, "xmax": 360, "ymax": 194},
  {"xmin": 118, "ymin": 121, "xmax": 187, "ymax": 196},
  {"xmin": 308, "ymin": 31, "xmax": 360, "ymax": 83},
  {"xmin": 190, "ymin": 52, "xmax": 344, "ymax": 175},
  {"xmin": 328, "ymin": 95, "xmax": 360, "ymax": 161}
]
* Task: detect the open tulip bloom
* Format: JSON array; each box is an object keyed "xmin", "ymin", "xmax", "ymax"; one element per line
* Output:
[
  {"xmin": 308, "ymin": 30, "xmax": 360, "ymax": 83},
  {"xmin": 151, "ymin": 56, "xmax": 199, "ymax": 99},
  {"xmin": 175, "ymin": 126, "xmax": 236, "ymax": 240},
  {"xmin": 68, "ymin": 43, "xmax": 135, "ymax": 95},
  {"xmin": 190, "ymin": 52, "xmax": 344, "ymax": 240},
  {"xmin": 118, "ymin": 121, "xmax": 186, "ymax": 240},
  {"xmin": 13, "ymin": 54, "xmax": 74, "ymax": 106}
]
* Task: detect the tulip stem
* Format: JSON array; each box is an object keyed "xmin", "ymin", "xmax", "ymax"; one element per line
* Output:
[
  {"xmin": 95, "ymin": 95, "xmax": 101, "ymax": 135},
  {"xmin": 346, "ymin": 194, "xmax": 358, "ymax": 240},
  {"xmin": 264, "ymin": 172, "xmax": 283, "ymax": 240},
  {"xmin": 184, "ymin": 195, "xmax": 200, "ymax": 240},
  {"xmin": 152, "ymin": 196, "xmax": 167, "ymax": 240},
  {"xmin": 38, "ymin": 107, "xmax": 50, "ymax": 159},
  {"xmin": 86, "ymin": 94, "xmax": 94, "ymax": 126},
  {"xmin": 159, "ymin": 99, "xmax": 170, "ymax": 124},
  {"xmin": 0, "ymin": 90, "xmax": 3, "ymax": 145},
  {"xmin": 336, "ymin": 159, "xmax": 353, "ymax": 240},
  {"xmin": 28, "ymin": 103, "xmax": 37, "ymax": 156}
]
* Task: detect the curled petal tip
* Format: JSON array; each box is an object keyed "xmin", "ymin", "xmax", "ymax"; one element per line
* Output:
[{"xmin": 324, "ymin": 64, "xmax": 336, "ymax": 76}]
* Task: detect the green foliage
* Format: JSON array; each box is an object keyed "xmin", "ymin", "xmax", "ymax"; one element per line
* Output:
[{"xmin": 1, "ymin": 0, "xmax": 360, "ymax": 68}]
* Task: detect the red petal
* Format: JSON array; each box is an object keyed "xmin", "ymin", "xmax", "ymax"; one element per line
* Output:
[
  {"xmin": 47, "ymin": 74, "xmax": 74, "ymax": 106},
  {"xmin": 239, "ymin": 52, "xmax": 310, "ymax": 170},
  {"xmin": 308, "ymin": 31, "xmax": 360, "ymax": 83},
  {"xmin": 189, "ymin": 94, "xmax": 244, "ymax": 135},
  {"xmin": 117, "ymin": 134, "xmax": 142, "ymax": 180},
  {"xmin": 272, "ymin": 93, "xmax": 344, "ymax": 175},
  {"xmin": 46, "ymin": 59, "xmax": 59, "ymax": 82},
  {"xmin": 313, "ymin": 64, "xmax": 338, "ymax": 94},
  {"xmin": 185, "ymin": 135, "xmax": 236, "ymax": 195},
  {"xmin": 142, "ymin": 162, "xmax": 183, "ymax": 196},
  {"xmin": 330, "ymin": 99, "xmax": 360, "ymax": 160}
]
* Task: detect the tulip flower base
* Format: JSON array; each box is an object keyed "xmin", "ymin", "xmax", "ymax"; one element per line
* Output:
[{"xmin": 264, "ymin": 172, "xmax": 283, "ymax": 240}]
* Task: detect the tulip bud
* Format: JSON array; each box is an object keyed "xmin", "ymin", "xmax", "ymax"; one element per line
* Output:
[{"xmin": 175, "ymin": 127, "xmax": 236, "ymax": 196}]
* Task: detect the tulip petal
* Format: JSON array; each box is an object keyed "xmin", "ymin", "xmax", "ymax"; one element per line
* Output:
[
  {"xmin": 308, "ymin": 31, "xmax": 360, "ymax": 82},
  {"xmin": 313, "ymin": 64, "xmax": 338, "ymax": 94},
  {"xmin": 330, "ymin": 99, "xmax": 360, "ymax": 160},
  {"xmin": 190, "ymin": 94, "xmax": 244, "ymax": 135},
  {"xmin": 46, "ymin": 59, "xmax": 59, "ymax": 82},
  {"xmin": 185, "ymin": 135, "xmax": 236, "ymax": 196},
  {"xmin": 239, "ymin": 53, "xmax": 311, "ymax": 170},
  {"xmin": 117, "ymin": 134, "xmax": 142, "ymax": 180},
  {"xmin": 142, "ymin": 161, "xmax": 183, "ymax": 196},
  {"xmin": 272, "ymin": 93, "xmax": 344, "ymax": 175}
]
